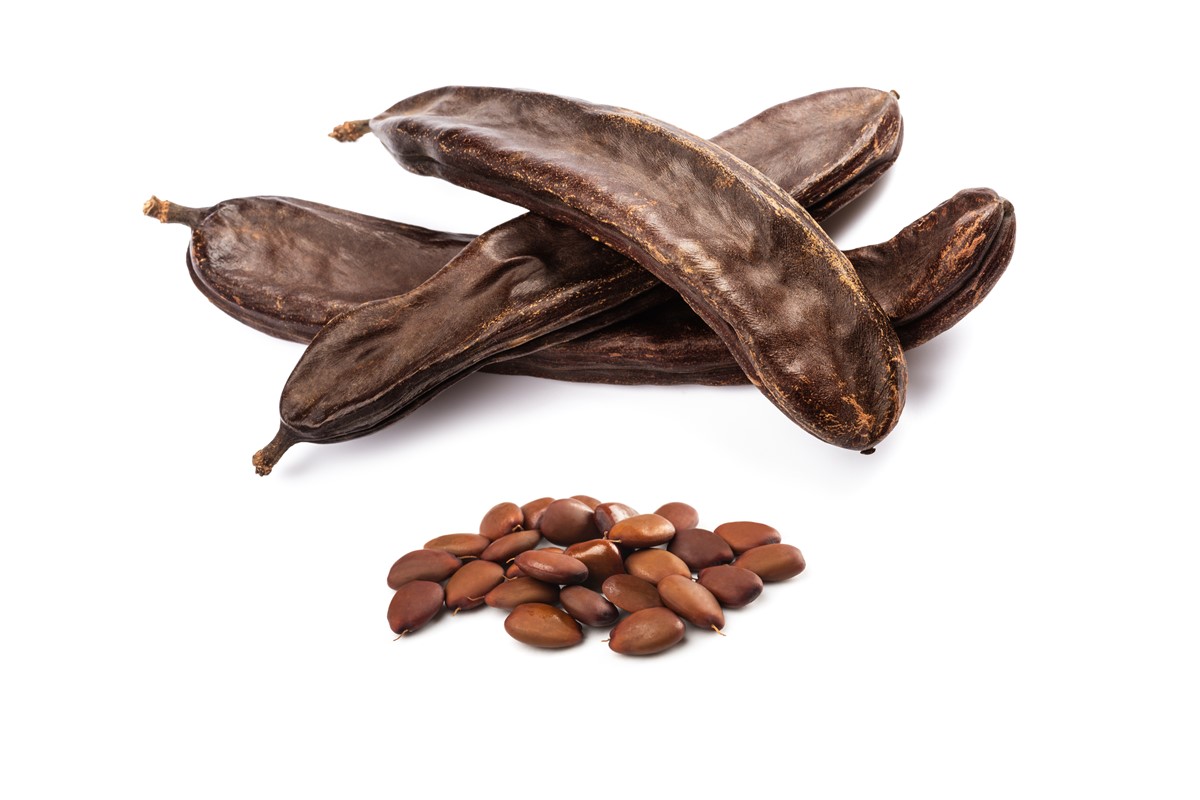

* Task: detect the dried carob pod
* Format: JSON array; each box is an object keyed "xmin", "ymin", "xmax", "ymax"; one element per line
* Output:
[{"xmin": 364, "ymin": 87, "xmax": 906, "ymax": 450}]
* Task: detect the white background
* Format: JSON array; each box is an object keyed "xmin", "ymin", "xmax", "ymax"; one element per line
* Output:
[{"xmin": 3, "ymin": 2, "xmax": 1196, "ymax": 797}]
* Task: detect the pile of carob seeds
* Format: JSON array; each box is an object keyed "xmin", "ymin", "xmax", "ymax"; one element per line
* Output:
[
  {"xmin": 145, "ymin": 86, "xmax": 1015, "ymax": 472},
  {"xmin": 388, "ymin": 497, "xmax": 804, "ymax": 654}
]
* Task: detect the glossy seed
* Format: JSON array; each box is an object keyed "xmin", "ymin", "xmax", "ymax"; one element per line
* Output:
[
  {"xmin": 697, "ymin": 565, "xmax": 765, "ymax": 609},
  {"xmin": 513, "ymin": 550, "xmax": 589, "ymax": 585},
  {"xmin": 564, "ymin": 538, "xmax": 625, "ymax": 591},
  {"xmin": 386, "ymin": 548, "xmax": 463, "ymax": 590},
  {"xmin": 520, "ymin": 496, "xmax": 554, "ymax": 530},
  {"xmin": 571, "ymin": 495, "xmax": 601, "ymax": 509},
  {"xmin": 424, "ymin": 533, "xmax": 492, "ymax": 559},
  {"xmin": 539, "ymin": 498, "xmax": 596, "ymax": 546},
  {"xmin": 658, "ymin": 575, "xmax": 725, "ymax": 632},
  {"xmin": 559, "ymin": 585, "xmax": 620, "ymax": 627},
  {"xmin": 608, "ymin": 513, "xmax": 676, "ymax": 548},
  {"xmin": 624, "ymin": 549, "xmax": 692, "ymax": 585},
  {"xmin": 445, "ymin": 560, "xmax": 506, "ymax": 611},
  {"xmin": 387, "ymin": 580, "xmax": 445, "ymax": 636},
  {"xmin": 668, "ymin": 528, "xmax": 734, "ymax": 572},
  {"xmin": 608, "ymin": 607, "xmax": 686, "ymax": 655},
  {"xmin": 601, "ymin": 574, "xmax": 663, "ymax": 613},
  {"xmin": 734, "ymin": 543, "xmax": 806, "ymax": 582},
  {"xmin": 485, "ymin": 577, "xmax": 561, "ymax": 610},
  {"xmin": 479, "ymin": 502, "xmax": 524, "ymax": 541},
  {"xmin": 654, "ymin": 502, "xmax": 699, "ymax": 532},
  {"xmin": 713, "ymin": 521, "xmax": 782, "ymax": 554},
  {"xmin": 593, "ymin": 502, "xmax": 638, "ymax": 535},
  {"xmin": 481, "ymin": 530, "xmax": 543, "ymax": 563},
  {"xmin": 504, "ymin": 603, "xmax": 583, "ymax": 648}
]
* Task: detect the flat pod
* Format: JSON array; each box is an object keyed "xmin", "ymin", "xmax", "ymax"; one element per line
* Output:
[
  {"xmin": 608, "ymin": 514, "xmax": 676, "ymax": 549},
  {"xmin": 388, "ymin": 580, "xmax": 445, "ymax": 635},
  {"xmin": 563, "ymin": 538, "xmax": 625, "ymax": 591},
  {"xmin": 657, "ymin": 575, "xmax": 725, "ymax": 632},
  {"xmin": 504, "ymin": 603, "xmax": 583, "ymax": 648},
  {"xmin": 485, "ymin": 577, "xmax": 561, "ymax": 610},
  {"xmin": 513, "ymin": 550, "xmax": 589, "ymax": 585},
  {"xmin": 386, "ymin": 548, "xmax": 463, "ymax": 590},
  {"xmin": 713, "ymin": 522, "xmax": 782, "ymax": 555},
  {"xmin": 668, "ymin": 528, "xmax": 734, "ymax": 572},
  {"xmin": 559, "ymin": 585, "xmax": 620, "ymax": 627},
  {"xmin": 608, "ymin": 608, "xmax": 686, "ymax": 656},
  {"xmin": 368, "ymin": 87, "xmax": 906, "ymax": 450},
  {"xmin": 601, "ymin": 574, "xmax": 663, "ymax": 613},
  {"xmin": 445, "ymin": 560, "xmax": 506, "ymax": 611},
  {"xmin": 424, "ymin": 533, "xmax": 492, "ymax": 559},
  {"xmin": 479, "ymin": 502, "xmax": 524, "ymax": 540},
  {"xmin": 624, "ymin": 549, "xmax": 692, "ymax": 585},
  {"xmin": 480, "ymin": 530, "xmax": 543, "ymax": 563},
  {"xmin": 697, "ymin": 565, "xmax": 764, "ymax": 609},
  {"xmin": 734, "ymin": 543, "xmax": 806, "ymax": 582}
]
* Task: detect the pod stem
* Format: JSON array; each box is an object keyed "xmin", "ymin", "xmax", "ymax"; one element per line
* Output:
[
  {"xmin": 329, "ymin": 119, "xmax": 371, "ymax": 142},
  {"xmin": 142, "ymin": 196, "xmax": 208, "ymax": 228},
  {"xmin": 252, "ymin": 425, "xmax": 300, "ymax": 476}
]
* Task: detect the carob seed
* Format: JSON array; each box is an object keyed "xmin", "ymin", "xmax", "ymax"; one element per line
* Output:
[
  {"xmin": 601, "ymin": 574, "xmax": 663, "ymax": 613},
  {"xmin": 608, "ymin": 514, "xmax": 676, "ymax": 549},
  {"xmin": 563, "ymin": 538, "xmax": 626, "ymax": 592},
  {"xmin": 445, "ymin": 560, "xmax": 506, "ymax": 612},
  {"xmin": 480, "ymin": 530, "xmax": 543, "ymax": 563},
  {"xmin": 624, "ymin": 549, "xmax": 692, "ymax": 585},
  {"xmin": 520, "ymin": 497, "xmax": 554, "ymax": 530},
  {"xmin": 423, "ymin": 533, "xmax": 492, "ymax": 559},
  {"xmin": 559, "ymin": 585, "xmax": 620, "ymax": 627},
  {"xmin": 593, "ymin": 502, "xmax": 639, "ymax": 535},
  {"xmin": 388, "ymin": 580, "xmax": 445, "ymax": 636},
  {"xmin": 485, "ymin": 578, "xmax": 561, "ymax": 610},
  {"xmin": 479, "ymin": 502, "xmax": 524, "ymax": 541},
  {"xmin": 658, "ymin": 575, "xmax": 725, "ymax": 633},
  {"xmin": 539, "ymin": 498, "xmax": 597, "ymax": 546},
  {"xmin": 387, "ymin": 548, "xmax": 463, "ymax": 590},
  {"xmin": 668, "ymin": 528, "xmax": 734, "ymax": 572},
  {"xmin": 608, "ymin": 608, "xmax": 686, "ymax": 656},
  {"xmin": 654, "ymin": 502, "xmax": 699, "ymax": 532},
  {"xmin": 713, "ymin": 522, "xmax": 782, "ymax": 555},
  {"xmin": 513, "ymin": 550, "xmax": 589, "ymax": 585},
  {"xmin": 734, "ymin": 543, "xmax": 806, "ymax": 582},
  {"xmin": 504, "ymin": 603, "xmax": 583, "ymax": 648},
  {"xmin": 697, "ymin": 565, "xmax": 765, "ymax": 609}
]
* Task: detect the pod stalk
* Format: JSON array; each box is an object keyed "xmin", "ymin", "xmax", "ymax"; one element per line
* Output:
[
  {"xmin": 142, "ymin": 196, "xmax": 208, "ymax": 228},
  {"xmin": 252, "ymin": 426, "xmax": 300, "ymax": 476},
  {"xmin": 329, "ymin": 119, "xmax": 371, "ymax": 142}
]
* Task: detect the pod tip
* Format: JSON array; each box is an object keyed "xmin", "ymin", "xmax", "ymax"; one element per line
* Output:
[
  {"xmin": 143, "ymin": 196, "xmax": 207, "ymax": 228},
  {"xmin": 329, "ymin": 119, "xmax": 371, "ymax": 142},
  {"xmin": 252, "ymin": 425, "xmax": 299, "ymax": 476}
]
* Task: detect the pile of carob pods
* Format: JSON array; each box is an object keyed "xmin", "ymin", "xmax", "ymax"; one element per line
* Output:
[
  {"xmin": 145, "ymin": 86, "xmax": 1015, "ymax": 471},
  {"xmin": 387, "ymin": 497, "xmax": 805, "ymax": 654}
]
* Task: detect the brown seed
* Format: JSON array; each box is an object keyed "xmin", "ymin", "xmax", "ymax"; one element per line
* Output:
[
  {"xmin": 485, "ymin": 577, "xmax": 561, "ymax": 610},
  {"xmin": 445, "ymin": 560, "xmax": 506, "ymax": 611},
  {"xmin": 658, "ymin": 575, "xmax": 725, "ymax": 632},
  {"xmin": 520, "ymin": 496, "xmax": 554, "ymax": 530},
  {"xmin": 559, "ymin": 585, "xmax": 620, "ymax": 627},
  {"xmin": 601, "ymin": 574, "xmax": 663, "ymax": 613},
  {"xmin": 480, "ymin": 530, "xmax": 543, "ymax": 563},
  {"xmin": 387, "ymin": 580, "xmax": 444, "ymax": 635},
  {"xmin": 624, "ymin": 549, "xmax": 691, "ymax": 585},
  {"xmin": 654, "ymin": 502, "xmax": 699, "ymax": 532},
  {"xmin": 513, "ymin": 550, "xmax": 589, "ymax": 585},
  {"xmin": 504, "ymin": 603, "xmax": 583, "ymax": 648},
  {"xmin": 539, "ymin": 498, "xmax": 596, "ymax": 546},
  {"xmin": 735, "ymin": 543, "xmax": 806, "ymax": 582},
  {"xmin": 386, "ymin": 548, "xmax": 463, "ymax": 590},
  {"xmin": 713, "ymin": 521, "xmax": 782, "ymax": 554},
  {"xmin": 697, "ymin": 565, "xmax": 764, "ymax": 609},
  {"xmin": 479, "ymin": 502, "xmax": 524, "ymax": 541},
  {"xmin": 571, "ymin": 495, "xmax": 601, "ymax": 510},
  {"xmin": 668, "ymin": 528, "xmax": 734, "ymax": 572},
  {"xmin": 424, "ymin": 533, "xmax": 492, "ymax": 559},
  {"xmin": 505, "ymin": 561, "xmax": 524, "ymax": 579},
  {"xmin": 593, "ymin": 502, "xmax": 638, "ymax": 535},
  {"xmin": 608, "ymin": 514, "xmax": 676, "ymax": 548},
  {"xmin": 608, "ymin": 607, "xmax": 685, "ymax": 656},
  {"xmin": 564, "ymin": 538, "xmax": 625, "ymax": 591}
]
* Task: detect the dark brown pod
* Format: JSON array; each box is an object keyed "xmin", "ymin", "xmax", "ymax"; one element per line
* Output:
[
  {"xmin": 513, "ymin": 550, "xmax": 589, "ymax": 585},
  {"xmin": 654, "ymin": 502, "xmax": 699, "ymax": 532},
  {"xmin": 559, "ymin": 585, "xmax": 620, "ymax": 627},
  {"xmin": 480, "ymin": 530, "xmax": 543, "ymax": 564},
  {"xmin": 624, "ymin": 549, "xmax": 692, "ymax": 585},
  {"xmin": 608, "ymin": 608, "xmax": 686, "ymax": 656},
  {"xmin": 539, "ymin": 498, "xmax": 596, "ymax": 546},
  {"xmin": 593, "ymin": 502, "xmax": 638, "ymax": 535},
  {"xmin": 479, "ymin": 502, "xmax": 524, "ymax": 541},
  {"xmin": 368, "ymin": 87, "xmax": 905, "ymax": 451},
  {"xmin": 387, "ymin": 580, "xmax": 445, "ymax": 636},
  {"xmin": 658, "ymin": 575, "xmax": 725, "ymax": 632},
  {"xmin": 484, "ymin": 577, "xmax": 561, "ymax": 610},
  {"xmin": 734, "ymin": 543, "xmax": 806, "ymax": 582},
  {"xmin": 504, "ymin": 603, "xmax": 583, "ymax": 649},
  {"xmin": 423, "ymin": 533, "xmax": 491, "ymax": 560},
  {"xmin": 713, "ymin": 522, "xmax": 782, "ymax": 555},
  {"xmin": 520, "ymin": 497, "xmax": 554, "ymax": 530},
  {"xmin": 697, "ymin": 565, "xmax": 765, "ymax": 609},
  {"xmin": 444, "ymin": 560, "xmax": 506, "ymax": 612},
  {"xmin": 601, "ymin": 574, "xmax": 663, "ymax": 614},
  {"xmin": 386, "ymin": 548, "xmax": 463, "ymax": 590},
  {"xmin": 608, "ymin": 514, "xmax": 676, "ymax": 549},
  {"xmin": 563, "ymin": 538, "xmax": 625, "ymax": 591},
  {"xmin": 668, "ymin": 529, "xmax": 734, "ymax": 572}
]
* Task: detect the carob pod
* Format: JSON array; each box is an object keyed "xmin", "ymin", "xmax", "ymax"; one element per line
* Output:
[{"xmin": 364, "ymin": 87, "xmax": 907, "ymax": 451}]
